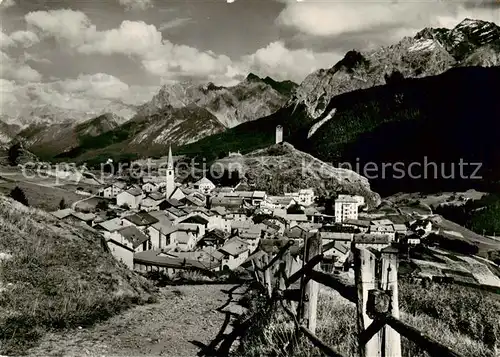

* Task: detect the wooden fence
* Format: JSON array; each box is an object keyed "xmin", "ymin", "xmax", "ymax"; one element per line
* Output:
[{"xmin": 246, "ymin": 234, "xmax": 465, "ymax": 357}]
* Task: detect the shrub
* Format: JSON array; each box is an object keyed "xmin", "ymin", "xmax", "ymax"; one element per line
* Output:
[{"xmin": 9, "ymin": 187, "xmax": 29, "ymax": 206}]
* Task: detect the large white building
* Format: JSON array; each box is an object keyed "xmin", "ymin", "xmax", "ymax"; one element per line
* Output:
[
  {"xmin": 334, "ymin": 195, "xmax": 360, "ymax": 223},
  {"xmin": 284, "ymin": 188, "xmax": 315, "ymax": 206}
]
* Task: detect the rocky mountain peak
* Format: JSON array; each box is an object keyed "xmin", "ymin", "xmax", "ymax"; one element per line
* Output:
[{"xmin": 291, "ymin": 18, "xmax": 499, "ymax": 120}]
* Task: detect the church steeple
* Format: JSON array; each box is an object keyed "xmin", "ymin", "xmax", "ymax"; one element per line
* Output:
[
  {"xmin": 165, "ymin": 145, "xmax": 175, "ymax": 199},
  {"xmin": 167, "ymin": 146, "xmax": 173, "ymax": 170}
]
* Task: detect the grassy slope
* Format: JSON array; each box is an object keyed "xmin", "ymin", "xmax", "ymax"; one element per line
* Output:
[
  {"xmin": 236, "ymin": 280, "xmax": 500, "ymax": 357},
  {"xmin": 0, "ymin": 196, "xmax": 155, "ymax": 354}
]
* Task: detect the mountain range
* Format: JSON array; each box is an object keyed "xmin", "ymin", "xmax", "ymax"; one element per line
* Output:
[
  {"xmin": 6, "ymin": 73, "xmax": 295, "ymax": 162},
  {"xmin": 4, "ymin": 18, "xmax": 500, "ymax": 196}
]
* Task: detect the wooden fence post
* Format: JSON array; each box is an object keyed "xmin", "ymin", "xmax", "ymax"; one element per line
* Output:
[
  {"xmin": 380, "ymin": 246, "xmax": 402, "ymax": 357},
  {"xmin": 354, "ymin": 247, "xmax": 382, "ymax": 357},
  {"xmin": 263, "ymin": 254, "xmax": 272, "ymax": 297},
  {"xmin": 302, "ymin": 233, "xmax": 321, "ymax": 333},
  {"xmin": 279, "ymin": 251, "xmax": 290, "ymax": 291}
]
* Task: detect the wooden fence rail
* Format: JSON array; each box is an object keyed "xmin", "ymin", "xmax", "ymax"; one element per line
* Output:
[{"xmin": 246, "ymin": 233, "xmax": 467, "ymax": 357}]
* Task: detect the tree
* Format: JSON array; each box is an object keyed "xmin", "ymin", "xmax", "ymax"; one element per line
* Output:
[
  {"xmin": 10, "ymin": 186, "xmax": 29, "ymax": 206},
  {"xmin": 384, "ymin": 69, "xmax": 405, "ymax": 85},
  {"xmin": 59, "ymin": 198, "xmax": 67, "ymax": 209},
  {"xmin": 96, "ymin": 200, "xmax": 109, "ymax": 211},
  {"xmin": 7, "ymin": 143, "xmax": 22, "ymax": 166}
]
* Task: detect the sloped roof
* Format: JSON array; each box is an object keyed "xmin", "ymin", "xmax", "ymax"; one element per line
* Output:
[
  {"xmin": 71, "ymin": 211, "xmax": 96, "ymax": 222},
  {"xmin": 124, "ymin": 212, "xmax": 159, "ymax": 226},
  {"xmin": 166, "ymin": 207, "xmax": 187, "ymax": 217},
  {"xmin": 51, "ymin": 208, "xmax": 74, "ymax": 219},
  {"xmin": 148, "ymin": 192, "xmax": 165, "ymax": 201},
  {"xmin": 219, "ymin": 237, "xmax": 250, "ymax": 257},
  {"xmin": 179, "ymin": 215, "xmax": 209, "ymax": 225},
  {"xmin": 118, "ymin": 225, "xmax": 149, "ymax": 249},
  {"xmin": 195, "ymin": 177, "xmax": 215, "ymax": 187},
  {"xmin": 343, "ymin": 218, "xmax": 371, "ymax": 228},
  {"xmin": 210, "ymin": 206, "xmax": 227, "ymax": 216},
  {"xmin": 96, "ymin": 217, "xmax": 123, "ymax": 232},
  {"xmin": 123, "ymin": 187, "xmax": 143, "ymax": 197},
  {"xmin": 320, "ymin": 232, "xmax": 353, "ymax": 241},
  {"xmin": 353, "ymin": 234, "xmax": 391, "ymax": 244}
]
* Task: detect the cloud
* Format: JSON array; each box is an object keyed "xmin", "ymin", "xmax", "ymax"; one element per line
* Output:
[
  {"xmin": 276, "ymin": 1, "xmax": 500, "ymax": 40},
  {"xmin": 241, "ymin": 41, "xmax": 341, "ymax": 83},
  {"xmin": 0, "ymin": 73, "xmax": 160, "ymax": 123},
  {"xmin": 24, "ymin": 10, "xmax": 241, "ymax": 84},
  {"xmin": 9, "ymin": 30, "xmax": 39, "ymax": 47},
  {"xmin": 118, "ymin": 0, "xmax": 153, "ymax": 11},
  {"xmin": 0, "ymin": 29, "xmax": 14, "ymax": 48},
  {"xmin": 25, "ymin": 9, "xmax": 97, "ymax": 49},
  {"xmin": 22, "ymin": 51, "xmax": 51, "ymax": 64},
  {"xmin": 159, "ymin": 18, "xmax": 192, "ymax": 31},
  {"xmin": 0, "ymin": 51, "xmax": 42, "ymax": 82},
  {"xmin": 0, "ymin": 0, "xmax": 15, "ymax": 9}
]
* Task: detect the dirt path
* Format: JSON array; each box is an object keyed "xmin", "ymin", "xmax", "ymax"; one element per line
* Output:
[{"xmin": 26, "ymin": 284, "xmax": 249, "ymax": 357}]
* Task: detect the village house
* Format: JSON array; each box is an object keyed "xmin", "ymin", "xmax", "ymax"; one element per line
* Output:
[
  {"xmin": 106, "ymin": 237, "xmax": 135, "ymax": 269},
  {"xmin": 140, "ymin": 192, "xmax": 166, "ymax": 212},
  {"xmin": 165, "ymin": 207, "xmax": 188, "ymax": 222},
  {"xmin": 334, "ymin": 195, "xmax": 360, "ymax": 223},
  {"xmin": 284, "ymin": 213, "xmax": 309, "ymax": 229},
  {"xmin": 98, "ymin": 182, "xmax": 125, "ymax": 199},
  {"xmin": 369, "ymin": 225, "xmax": 396, "ymax": 241},
  {"xmin": 226, "ymin": 209, "xmax": 248, "ymax": 223},
  {"xmin": 322, "ymin": 239, "xmax": 351, "ymax": 271},
  {"xmin": 142, "ymin": 181, "xmax": 160, "ymax": 193},
  {"xmin": 51, "ymin": 208, "xmax": 96, "ymax": 226},
  {"xmin": 261, "ymin": 196, "xmax": 297, "ymax": 211},
  {"xmin": 122, "ymin": 211, "xmax": 159, "ymax": 231},
  {"xmin": 285, "ymin": 188, "xmax": 315, "ymax": 206},
  {"xmin": 285, "ymin": 225, "xmax": 308, "ymax": 241},
  {"xmin": 185, "ymin": 191, "xmax": 207, "ymax": 207},
  {"xmin": 109, "ymin": 225, "xmax": 151, "ymax": 253},
  {"xmin": 194, "ymin": 177, "xmax": 216, "ymax": 195},
  {"xmin": 168, "ymin": 224, "xmax": 203, "ymax": 251},
  {"xmin": 410, "ymin": 219, "xmax": 433, "ymax": 237},
  {"xmin": 116, "ymin": 188, "xmax": 144, "ymax": 210},
  {"xmin": 198, "ymin": 229, "xmax": 228, "ymax": 248},
  {"xmin": 237, "ymin": 225, "xmax": 263, "ymax": 252},
  {"xmin": 211, "ymin": 195, "xmax": 244, "ymax": 212},
  {"xmin": 353, "ymin": 234, "xmax": 392, "ymax": 251},
  {"xmin": 218, "ymin": 237, "xmax": 251, "ymax": 270},
  {"xmin": 163, "ymin": 198, "xmax": 184, "ymax": 209},
  {"xmin": 337, "ymin": 194, "xmax": 365, "ymax": 208},
  {"xmin": 146, "ymin": 214, "xmax": 175, "ymax": 250},
  {"xmin": 342, "ymin": 218, "xmax": 370, "ymax": 233}
]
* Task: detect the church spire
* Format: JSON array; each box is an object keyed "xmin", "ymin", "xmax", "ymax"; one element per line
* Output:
[{"xmin": 167, "ymin": 145, "xmax": 173, "ymax": 170}]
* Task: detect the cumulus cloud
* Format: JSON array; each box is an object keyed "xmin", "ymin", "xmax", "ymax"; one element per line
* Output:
[
  {"xmin": 118, "ymin": 0, "xmax": 153, "ymax": 11},
  {"xmin": 23, "ymin": 10, "xmax": 241, "ymax": 84},
  {"xmin": 25, "ymin": 9, "xmax": 97, "ymax": 49},
  {"xmin": 241, "ymin": 41, "xmax": 341, "ymax": 83},
  {"xmin": 9, "ymin": 30, "xmax": 39, "ymax": 47}
]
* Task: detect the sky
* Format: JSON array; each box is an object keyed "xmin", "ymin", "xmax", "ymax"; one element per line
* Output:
[{"xmin": 0, "ymin": 0, "xmax": 498, "ymax": 120}]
